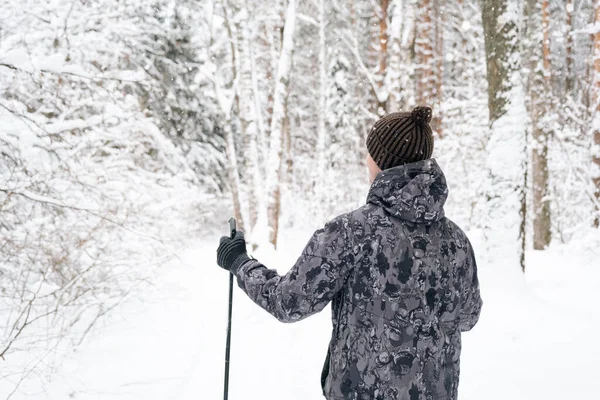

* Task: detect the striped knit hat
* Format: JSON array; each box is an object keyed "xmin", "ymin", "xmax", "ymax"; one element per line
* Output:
[{"xmin": 366, "ymin": 106, "xmax": 434, "ymax": 170}]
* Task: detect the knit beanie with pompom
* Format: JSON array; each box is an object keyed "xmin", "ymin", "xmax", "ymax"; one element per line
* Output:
[{"xmin": 366, "ymin": 106, "xmax": 434, "ymax": 170}]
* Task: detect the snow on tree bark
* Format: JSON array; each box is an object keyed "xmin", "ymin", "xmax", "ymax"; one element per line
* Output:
[
  {"xmin": 387, "ymin": 0, "xmax": 415, "ymax": 112},
  {"xmin": 481, "ymin": 0, "xmax": 529, "ymax": 270},
  {"xmin": 527, "ymin": 0, "xmax": 552, "ymax": 249},
  {"xmin": 433, "ymin": 0, "xmax": 444, "ymax": 136},
  {"xmin": 236, "ymin": 1, "xmax": 266, "ymax": 234},
  {"xmin": 315, "ymin": 0, "xmax": 327, "ymax": 215},
  {"xmin": 415, "ymin": 0, "xmax": 435, "ymax": 109},
  {"xmin": 565, "ymin": 0, "xmax": 575, "ymax": 94},
  {"xmin": 266, "ymin": 0, "xmax": 296, "ymax": 247},
  {"xmin": 224, "ymin": 125, "xmax": 245, "ymax": 229},
  {"xmin": 220, "ymin": 0, "xmax": 246, "ymax": 231},
  {"xmin": 378, "ymin": 0, "xmax": 389, "ymax": 114},
  {"xmin": 593, "ymin": 1, "xmax": 600, "ymax": 228}
]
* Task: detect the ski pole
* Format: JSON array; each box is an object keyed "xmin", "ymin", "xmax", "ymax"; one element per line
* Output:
[{"xmin": 223, "ymin": 218, "xmax": 236, "ymax": 400}]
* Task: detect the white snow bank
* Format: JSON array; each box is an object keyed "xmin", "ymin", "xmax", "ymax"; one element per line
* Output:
[{"xmin": 1, "ymin": 230, "xmax": 599, "ymax": 400}]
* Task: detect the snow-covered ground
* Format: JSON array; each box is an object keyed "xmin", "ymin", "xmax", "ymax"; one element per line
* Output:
[{"xmin": 2, "ymin": 230, "xmax": 599, "ymax": 400}]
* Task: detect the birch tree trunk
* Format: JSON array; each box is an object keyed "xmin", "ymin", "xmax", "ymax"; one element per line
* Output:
[
  {"xmin": 592, "ymin": 2, "xmax": 600, "ymax": 228},
  {"xmin": 531, "ymin": 0, "xmax": 552, "ymax": 249},
  {"xmin": 224, "ymin": 126, "xmax": 245, "ymax": 229},
  {"xmin": 387, "ymin": 0, "xmax": 414, "ymax": 112},
  {"xmin": 481, "ymin": 0, "xmax": 528, "ymax": 270},
  {"xmin": 217, "ymin": 0, "xmax": 246, "ymax": 231},
  {"xmin": 266, "ymin": 0, "xmax": 296, "ymax": 247},
  {"xmin": 238, "ymin": 1, "xmax": 264, "ymax": 233},
  {"xmin": 315, "ymin": 0, "xmax": 327, "ymax": 213},
  {"xmin": 264, "ymin": 10, "xmax": 282, "ymax": 133},
  {"xmin": 245, "ymin": 0, "xmax": 268, "ymax": 170}
]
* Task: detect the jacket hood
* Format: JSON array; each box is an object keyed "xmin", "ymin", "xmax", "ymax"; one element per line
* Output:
[{"xmin": 367, "ymin": 158, "xmax": 448, "ymax": 224}]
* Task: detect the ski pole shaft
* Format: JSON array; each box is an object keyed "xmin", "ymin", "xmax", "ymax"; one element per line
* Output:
[{"xmin": 223, "ymin": 218, "xmax": 236, "ymax": 400}]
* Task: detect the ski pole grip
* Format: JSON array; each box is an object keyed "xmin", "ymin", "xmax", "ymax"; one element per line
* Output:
[{"xmin": 229, "ymin": 218, "xmax": 237, "ymax": 239}]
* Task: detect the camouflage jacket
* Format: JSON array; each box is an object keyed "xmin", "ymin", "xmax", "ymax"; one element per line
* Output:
[{"xmin": 232, "ymin": 159, "xmax": 483, "ymax": 400}]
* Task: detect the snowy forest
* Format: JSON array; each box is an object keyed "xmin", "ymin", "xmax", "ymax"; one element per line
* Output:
[{"xmin": 1, "ymin": 0, "xmax": 600, "ymax": 399}]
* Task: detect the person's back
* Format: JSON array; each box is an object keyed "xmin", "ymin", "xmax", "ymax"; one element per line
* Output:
[
  {"xmin": 322, "ymin": 158, "xmax": 481, "ymax": 400},
  {"xmin": 216, "ymin": 106, "xmax": 482, "ymax": 400}
]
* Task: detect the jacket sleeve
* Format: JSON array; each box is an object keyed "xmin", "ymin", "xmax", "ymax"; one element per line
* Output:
[
  {"xmin": 233, "ymin": 217, "xmax": 353, "ymax": 323},
  {"xmin": 459, "ymin": 239, "xmax": 483, "ymax": 332}
]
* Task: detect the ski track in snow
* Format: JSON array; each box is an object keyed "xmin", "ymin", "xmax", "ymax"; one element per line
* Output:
[{"xmin": 2, "ymin": 232, "xmax": 599, "ymax": 400}]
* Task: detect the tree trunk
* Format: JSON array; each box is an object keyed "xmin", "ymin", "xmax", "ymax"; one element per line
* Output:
[
  {"xmin": 221, "ymin": 0, "xmax": 246, "ymax": 231},
  {"xmin": 593, "ymin": 2, "xmax": 600, "ymax": 228},
  {"xmin": 264, "ymin": 12, "xmax": 282, "ymax": 133},
  {"xmin": 415, "ymin": 0, "xmax": 434, "ymax": 107},
  {"xmin": 266, "ymin": 0, "xmax": 296, "ymax": 247},
  {"xmin": 224, "ymin": 125, "xmax": 245, "ymax": 230},
  {"xmin": 379, "ymin": 0, "xmax": 389, "ymax": 114},
  {"xmin": 246, "ymin": 0, "xmax": 268, "ymax": 170},
  {"xmin": 316, "ymin": 0, "xmax": 327, "ymax": 214},
  {"xmin": 366, "ymin": 0, "xmax": 389, "ymax": 115},
  {"xmin": 531, "ymin": 0, "xmax": 552, "ymax": 250},
  {"xmin": 481, "ymin": 0, "xmax": 528, "ymax": 271},
  {"xmin": 284, "ymin": 103, "xmax": 293, "ymax": 182},
  {"xmin": 238, "ymin": 3, "xmax": 264, "ymax": 233},
  {"xmin": 387, "ymin": 0, "xmax": 414, "ymax": 112},
  {"xmin": 433, "ymin": 0, "xmax": 444, "ymax": 136},
  {"xmin": 532, "ymin": 135, "xmax": 551, "ymax": 249},
  {"xmin": 387, "ymin": 1, "xmax": 400, "ymax": 113},
  {"xmin": 565, "ymin": 0, "xmax": 574, "ymax": 95}
]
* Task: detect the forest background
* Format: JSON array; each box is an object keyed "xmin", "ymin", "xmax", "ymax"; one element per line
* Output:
[{"xmin": 1, "ymin": 0, "xmax": 599, "ymax": 396}]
